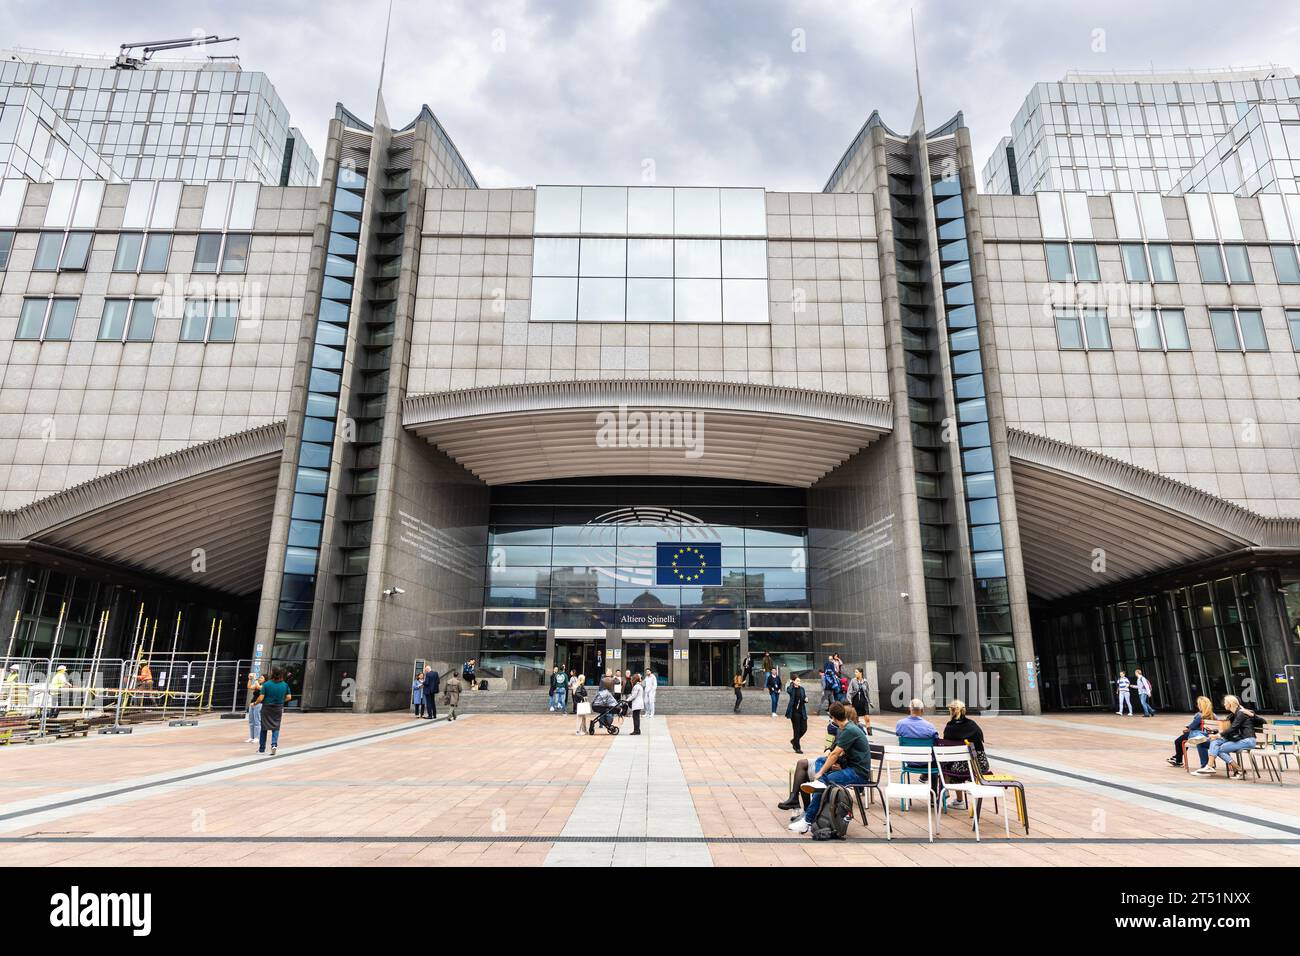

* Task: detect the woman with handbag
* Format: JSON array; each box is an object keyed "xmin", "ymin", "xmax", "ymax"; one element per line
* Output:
[
  {"xmin": 627, "ymin": 674, "xmax": 645, "ymax": 735},
  {"xmin": 848, "ymin": 668, "xmax": 870, "ymax": 716},
  {"xmin": 573, "ymin": 676, "xmax": 590, "ymax": 735}
]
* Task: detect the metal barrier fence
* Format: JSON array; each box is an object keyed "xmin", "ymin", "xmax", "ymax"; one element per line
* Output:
[{"xmin": 0, "ymin": 655, "xmax": 255, "ymax": 743}]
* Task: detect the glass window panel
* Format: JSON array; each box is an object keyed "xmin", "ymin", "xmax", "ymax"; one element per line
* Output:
[
  {"xmin": 33, "ymin": 232, "xmax": 62, "ymax": 271},
  {"xmin": 721, "ymin": 239, "xmax": 767, "ymax": 278},
  {"xmin": 44, "ymin": 299, "xmax": 76, "ymax": 340},
  {"xmin": 1237, "ymin": 310, "xmax": 1268, "ymax": 351},
  {"xmin": 1196, "ymin": 244, "xmax": 1226, "ymax": 282},
  {"xmin": 1063, "ymin": 192, "xmax": 1092, "ymax": 238},
  {"xmin": 1271, "ymin": 245, "xmax": 1300, "ymax": 283},
  {"xmin": 722, "ymin": 278, "xmax": 768, "ymax": 323},
  {"xmin": 675, "ymin": 239, "xmax": 720, "ymax": 278},
  {"xmin": 965, "ymin": 472, "xmax": 997, "ymax": 499},
  {"xmin": 972, "ymin": 551, "xmax": 1007, "ymax": 579},
  {"xmin": 626, "ymin": 278, "xmax": 673, "ymax": 323},
  {"xmin": 1072, "ymin": 243, "xmax": 1099, "ymax": 280},
  {"xmin": 1133, "ymin": 310, "xmax": 1162, "ymax": 350},
  {"xmin": 578, "ymin": 238, "xmax": 625, "ymax": 277},
  {"xmin": 1223, "ymin": 244, "xmax": 1252, "ymax": 283},
  {"xmin": 201, "ymin": 181, "xmax": 232, "ymax": 230},
  {"xmin": 1054, "ymin": 310, "xmax": 1083, "ymax": 349},
  {"xmin": 1185, "ymin": 193, "xmax": 1217, "ymax": 239},
  {"xmin": 1110, "ymin": 193, "xmax": 1141, "ymax": 238},
  {"xmin": 126, "ymin": 299, "xmax": 156, "ymax": 341},
  {"xmin": 579, "ymin": 186, "xmax": 626, "ymax": 233},
  {"xmin": 193, "ymin": 233, "xmax": 222, "ymax": 272},
  {"xmin": 113, "ymin": 233, "xmax": 143, "ymax": 272},
  {"xmin": 1209, "ymin": 309, "xmax": 1241, "ymax": 350},
  {"xmin": 719, "ymin": 188, "xmax": 767, "ymax": 236},
  {"xmin": 576, "ymin": 277, "xmax": 624, "ymax": 322},
  {"xmin": 530, "ymin": 276, "xmax": 577, "ymax": 321},
  {"xmin": 969, "ymin": 525, "xmax": 1003, "ymax": 553},
  {"xmin": 533, "ymin": 186, "xmax": 581, "ymax": 233},
  {"xmin": 17, "ymin": 304, "xmax": 47, "ymax": 343},
  {"xmin": 287, "ymin": 519, "xmax": 322, "ymax": 549},
  {"xmin": 1137, "ymin": 193, "xmax": 1168, "ymax": 239},
  {"xmin": 1036, "ymin": 192, "xmax": 1066, "ymax": 238},
  {"xmin": 1148, "ymin": 243, "xmax": 1176, "ymax": 281},
  {"xmin": 1082, "ymin": 309, "xmax": 1111, "ymax": 349},
  {"xmin": 150, "ymin": 181, "xmax": 183, "ymax": 229},
  {"xmin": 1044, "ymin": 243, "xmax": 1072, "ymax": 281},
  {"xmin": 674, "ymin": 187, "xmax": 721, "ymax": 236},
  {"xmin": 180, "ymin": 299, "xmax": 209, "ymax": 341},
  {"xmin": 123, "ymin": 182, "xmax": 153, "ymax": 229},
  {"xmin": 98, "ymin": 300, "xmax": 129, "ymax": 340},
  {"xmin": 43, "ymin": 181, "xmax": 75, "ymax": 228},
  {"xmin": 305, "ymin": 392, "xmax": 338, "ymax": 419},
  {"xmin": 221, "ymin": 233, "xmax": 250, "ymax": 273},
  {"xmin": 1287, "ymin": 310, "xmax": 1300, "ymax": 350},
  {"xmin": 627, "ymin": 187, "xmax": 674, "ymax": 234},
  {"xmin": 675, "ymin": 278, "xmax": 722, "ymax": 323},
  {"xmin": 962, "ymin": 447, "xmax": 993, "ymax": 473},
  {"xmin": 0, "ymin": 231, "xmax": 11, "ymax": 270},
  {"xmin": 1120, "ymin": 244, "xmax": 1149, "ymax": 281},
  {"xmin": 1212, "ymin": 194, "xmax": 1243, "ymax": 240},
  {"xmin": 208, "ymin": 300, "xmax": 238, "ymax": 341},
  {"xmin": 58, "ymin": 232, "xmax": 91, "ymax": 270},
  {"xmin": 627, "ymin": 238, "xmax": 674, "ymax": 277},
  {"xmin": 229, "ymin": 182, "xmax": 259, "ymax": 230},
  {"xmin": 1160, "ymin": 309, "xmax": 1190, "ymax": 350},
  {"xmin": 532, "ymin": 237, "xmax": 578, "ymax": 277}
]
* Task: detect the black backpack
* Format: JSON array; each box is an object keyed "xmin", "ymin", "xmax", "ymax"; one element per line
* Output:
[{"xmin": 810, "ymin": 784, "xmax": 854, "ymax": 841}]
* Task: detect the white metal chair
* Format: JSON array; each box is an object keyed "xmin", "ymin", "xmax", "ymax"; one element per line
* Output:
[
  {"xmin": 880, "ymin": 746, "xmax": 938, "ymax": 842},
  {"xmin": 934, "ymin": 749, "xmax": 1012, "ymax": 840}
]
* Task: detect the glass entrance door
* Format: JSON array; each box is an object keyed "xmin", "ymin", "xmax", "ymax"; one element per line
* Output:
[
  {"xmin": 623, "ymin": 640, "xmax": 673, "ymax": 686},
  {"xmin": 555, "ymin": 639, "xmax": 605, "ymax": 685},
  {"xmin": 690, "ymin": 641, "xmax": 738, "ymax": 686}
]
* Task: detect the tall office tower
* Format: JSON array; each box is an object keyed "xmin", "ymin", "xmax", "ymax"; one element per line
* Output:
[
  {"xmin": 983, "ymin": 67, "xmax": 1300, "ymax": 196},
  {"xmin": 0, "ymin": 48, "xmax": 319, "ymax": 185}
]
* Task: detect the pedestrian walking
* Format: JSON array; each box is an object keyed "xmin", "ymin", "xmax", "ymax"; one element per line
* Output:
[
  {"xmin": 548, "ymin": 665, "xmax": 567, "ymax": 712},
  {"xmin": 1135, "ymin": 668, "xmax": 1155, "ymax": 717},
  {"xmin": 627, "ymin": 674, "xmax": 645, "ymax": 735},
  {"xmin": 818, "ymin": 665, "xmax": 837, "ymax": 715},
  {"xmin": 422, "ymin": 665, "xmax": 440, "ymax": 719},
  {"xmin": 568, "ymin": 670, "xmax": 582, "ymax": 714},
  {"xmin": 1115, "ymin": 670, "xmax": 1133, "ymax": 716},
  {"xmin": 786, "ymin": 674, "xmax": 808, "ymax": 754},
  {"xmin": 445, "ymin": 670, "xmax": 462, "ymax": 720},
  {"xmin": 644, "ymin": 668, "xmax": 658, "ymax": 718},
  {"xmin": 733, "ymin": 673, "xmax": 744, "ymax": 713},
  {"xmin": 256, "ymin": 667, "xmax": 292, "ymax": 755},
  {"xmin": 743, "ymin": 654, "xmax": 754, "ymax": 688},
  {"xmin": 246, "ymin": 671, "xmax": 264, "ymax": 742},
  {"xmin": 573, "ymin": 676, "xmax": 590, "ymax": 735},
  {"xmin": 765, "ymin": 666, "xmax": 781, "ymax": 717},
  {"xmin": 848, "ymin": 668, "xmax": 870, "ymax": 716}
]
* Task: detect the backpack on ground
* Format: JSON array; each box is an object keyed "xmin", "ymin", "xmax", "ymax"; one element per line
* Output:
[
  {"xmin": 478, "ymin": 680, "xmax": 488, "ymax": 690},
  {"xmin": 810, "ymin": 784, "xmax": 854, "ymax": 841}
]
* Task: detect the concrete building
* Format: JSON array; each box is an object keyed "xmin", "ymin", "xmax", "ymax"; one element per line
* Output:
[{"xmin": 0, "ymin": 64, "xmax": 1296, "ymax": 715}]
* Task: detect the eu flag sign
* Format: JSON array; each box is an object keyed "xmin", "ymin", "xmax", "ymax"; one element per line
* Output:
[{"xmin": 656, "ymin": 542, "xmax": 722, "ymax": 586}]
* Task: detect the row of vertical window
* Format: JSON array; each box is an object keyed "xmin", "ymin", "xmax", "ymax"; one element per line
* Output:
[
  {"xmin": 15, "ymin": 295, "xmax": 239, "ymax": 343},
  {"xmin": 0, "ymin": 230, "xmax": 250, "ymax": 274},
  {"xmin": 1053, "ymin": 306, "xmax": 1299, "ymax": 352},
  {"xmin": 1046, "ymin": 241, "xmax": 1300, "ymax": 284}
]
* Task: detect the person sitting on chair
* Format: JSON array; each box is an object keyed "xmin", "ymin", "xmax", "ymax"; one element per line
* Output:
[
  {"xmin": 788, "ymin": 702, "xmax": 872, "ymax": 835},
  {"xmin": 894, "ymin": 698, "xmax": 938, "ymax": 740}
]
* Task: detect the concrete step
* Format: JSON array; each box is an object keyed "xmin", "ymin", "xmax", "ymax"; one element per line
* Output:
[{"xmin": 424, "ymin": 686, "xmax": 822, "ymax": 716}]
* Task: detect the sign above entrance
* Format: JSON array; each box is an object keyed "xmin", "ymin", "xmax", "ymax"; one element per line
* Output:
[
  {"xmin": 656, "ymin": 542, "xmax": 722, "ymax": 586},
  {"xmin": 617, "ymin": 609, "xmax": 677, "ymax": 629}
]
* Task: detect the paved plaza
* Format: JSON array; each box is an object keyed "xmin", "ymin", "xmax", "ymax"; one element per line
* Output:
[{"xmin": 4, "ymin": 709, "xmax": 1300, "ymax": 867}]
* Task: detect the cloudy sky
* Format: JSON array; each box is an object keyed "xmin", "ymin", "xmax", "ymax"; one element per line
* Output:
[{"xmin": 5, "ymin": 0, "xmax": 1300, "ymax": 190}]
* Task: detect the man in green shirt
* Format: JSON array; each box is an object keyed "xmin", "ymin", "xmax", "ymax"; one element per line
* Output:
[{"xmin": 789, "ymin": 701, "xmax": 872, "ymax": 833}]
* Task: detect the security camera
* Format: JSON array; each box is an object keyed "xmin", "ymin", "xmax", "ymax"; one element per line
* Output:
[
  {"xmin": 900, "ymin": 592, "xmax": 910, "ymax": 600},
  {"xmin": 382, "ymin": 586, "xmax": 406, "ymax": 597}
]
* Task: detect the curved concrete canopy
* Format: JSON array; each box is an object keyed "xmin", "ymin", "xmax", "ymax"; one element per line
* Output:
[
  {"xmin": 0, "ymin": 423, "xmax": 286, "ymax": 595},
  {"xmin": 1008, "ymin": 429, "xmax": 1300, "ymax": 601},
  {"xmin": 403, "ymin": 380, "xmax": 893, "ymax": 487}
]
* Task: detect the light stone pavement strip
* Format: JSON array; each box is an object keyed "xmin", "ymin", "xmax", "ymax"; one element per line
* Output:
[
  {"xmin": 0, "ymin": 715, "xmax": 469, "ymax": 835},
  {"xmin": 544, "ymin": 714, "xmax": 711, "ymax": 867}
]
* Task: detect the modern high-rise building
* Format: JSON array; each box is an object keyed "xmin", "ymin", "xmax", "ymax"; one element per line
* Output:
[
  {"xmin": 0, "ymin": 61, "xmax": 1296, "ymax": 716},
  {"xmin": 983, "ymin": 66, "xmax": 1300, "ymax": 196},
  {"xmin": 0, "ymin": 48, "xmax": 318, "ymax": 185}
]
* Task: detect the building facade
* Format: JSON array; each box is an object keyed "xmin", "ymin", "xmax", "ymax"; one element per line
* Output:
[
  {"xmin": 1, "ymin": 49, "xmax": 318, "ymax": 185},
  {"xmin": 0, "ymin": 66, "xmax": 1297, "ymax": 714}
]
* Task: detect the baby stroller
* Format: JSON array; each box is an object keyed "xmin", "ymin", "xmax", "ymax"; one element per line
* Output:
[{"xmin": 587, "ymin": 690, "xmax": 627, "ymax": 735}]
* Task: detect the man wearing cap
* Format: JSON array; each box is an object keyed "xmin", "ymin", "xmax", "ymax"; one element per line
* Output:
[
  {"xmin": 48, "ymin": 664, "xmax": 70, "ymax": 717},
  {"xmin": 2, "ymin": 663, "xmax": 19, "ymax": 710}
]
